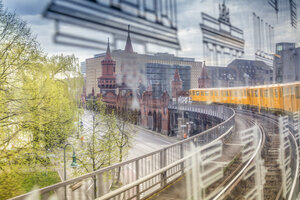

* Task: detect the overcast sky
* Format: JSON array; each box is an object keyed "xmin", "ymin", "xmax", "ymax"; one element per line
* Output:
[{"xmin": 2, "ymin": 0, "xmax": 300, "ymax": 63}]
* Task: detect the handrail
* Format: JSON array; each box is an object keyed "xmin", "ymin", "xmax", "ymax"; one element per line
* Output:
[
  {"xmin": 97, "ymin": 127, "xmax": 234, "ymax": 200},
  {"xmin": 10, "ymin": 105, "xmax": 235, "ymax": 200}
]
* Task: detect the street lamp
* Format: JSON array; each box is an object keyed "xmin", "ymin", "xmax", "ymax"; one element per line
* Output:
[
  {"xmin": 64, "ymin": 143, "xmax": 78, "ymax": 181},
  {"xmin": 64, "ymin": 143, "xmax": 78, "ymax": 200}
]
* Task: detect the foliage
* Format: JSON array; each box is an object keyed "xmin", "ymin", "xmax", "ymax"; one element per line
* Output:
[
  {"xmin": 0, "ymin": 170, "xmax": 60, "ymax": 199},
  {"xmin": 0, "ymin": 1, "xmax": 83, "ymax": 198},
  {"xmin": 21, "ymin": 171, "xmax": 61, "ymax": 193},
  {"xmin": 76, "ymin": 99, "xmax": 119, "ymax": 173}
]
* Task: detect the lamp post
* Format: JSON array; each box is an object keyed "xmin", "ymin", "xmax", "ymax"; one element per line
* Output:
[{"xmin": 64, "ymin": 143, "xmax": 78, "ymax": 200}]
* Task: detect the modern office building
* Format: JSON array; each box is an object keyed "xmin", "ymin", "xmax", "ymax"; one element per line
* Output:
[
  {"xmin": 274, "ymin": 42, "xmax": 300, "ymax": 83},
  {"xmin": 199, "ymin": 59, "xmax": 273, "ymax": 88}
]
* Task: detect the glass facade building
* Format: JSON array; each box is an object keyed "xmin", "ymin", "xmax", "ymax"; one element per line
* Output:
[{"xmin": 145, "ymin": 63, "xmax": 191, "ymax": 98}]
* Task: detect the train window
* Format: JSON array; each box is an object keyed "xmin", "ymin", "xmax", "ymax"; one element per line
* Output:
[
  {"xmin": 214, "ymin": 91, "xmax": 217, "ymax": 96},
  {"xmin": 275, "ymin": 89, "xmax": 278, "ymax": 98},
  {"xmin": 193, "ymin": 91, "xmax": 195, "ymax": 95},
  {"xmin": 234, "ymin": 91, "xmax": 237, "ymax": 97},
  {"xmin": 264, "ymin": 90, "xmax": 268, "ymax": 97},
  {"xmin": 196, "ymin": 91, "xmax": 199, "ymax": 96},
  {"xmin": 205, "ymin": 91, "xmax": 208, "ymax": 96},
  {"xmin": 254, "ymin": 90, "xmax": 258, "ymax": 97},
  {"xmin": 284, "ymin": 88, "xmax": 288, "ymax": 95},
  {"xmin": 244, "ymin": 90, "xmax": 246, "ymax": 97},
  {"xmin": 296, "ymin": 87, "xmax": 300, "ymax": 99}
]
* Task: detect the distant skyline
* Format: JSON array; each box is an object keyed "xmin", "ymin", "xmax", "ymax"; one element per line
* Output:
[{"xmin": 2, "ymin": 0, "xmax": 300, "ymax": 63}]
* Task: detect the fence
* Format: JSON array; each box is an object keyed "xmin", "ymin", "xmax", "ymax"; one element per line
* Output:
[{"xmin": 10, "ymin": 105, "xmax": 235, "ymax": 200}]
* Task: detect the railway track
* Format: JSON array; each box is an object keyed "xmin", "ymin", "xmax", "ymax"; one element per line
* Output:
[
  {"xmin": 234, "ymin": 110, "xmax": 282, "ymax": 200},
  {"xmin": 210, "ymin": 109, "xmax": 296, "ymax": 200},
  {"xmin": 211, "ymin": 111, "xmax": 265, "ymax": 200},
  {"xmin": 204, "ymin": 114, "xmax": 253, "ymax": 198}
]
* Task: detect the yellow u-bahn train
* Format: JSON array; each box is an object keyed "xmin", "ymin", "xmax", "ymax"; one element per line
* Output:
[{"xmin": 189, "ymin": 82, "xmax": 300, "ymax": 113}]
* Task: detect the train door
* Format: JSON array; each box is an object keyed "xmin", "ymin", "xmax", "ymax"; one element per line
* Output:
[
  {"xmin": 269, "ymin": 87, "xmax": 274, "ymax": 110},
  {"xmin": 291, "ymin": 85, "xmax": 296, "ymax": 112},
  {"xmin": 296, "ymin": 84, "xmax": 300, "ymax": 111}
]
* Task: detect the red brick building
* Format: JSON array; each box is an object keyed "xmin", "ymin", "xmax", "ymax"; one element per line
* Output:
[{"xmin": 97, "ymin": 30, "xmax": 185, "ymax": 135}]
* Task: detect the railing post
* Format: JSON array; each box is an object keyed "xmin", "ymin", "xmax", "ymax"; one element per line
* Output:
[
  {"xmin": 160, "ymin": 149, "xmax": 167, "ymax": 188},
  {"xmin": 136, "ymin": 160, "xmax": 140, "ymax": 199},
  {"xmin": 97, "ymin": 172, "xmax": 104, "ymax": 197},
  {"xmin": 180, "ymin": 143, "xmax": 184, "ymax": 175}
]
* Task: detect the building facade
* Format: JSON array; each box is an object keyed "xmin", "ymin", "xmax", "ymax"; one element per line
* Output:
[
  {"xmin": 93, "ymin": 30, "xmax": 189, "ymax": 135},
  {"xmin": 198, "ymin": 59, "xmax": 273, "ymax": 88},
  {"xmin": 274, "ymin": 42, "xmax": 300, "ymax": 83},
  {"xmin": 200, "ymin": 1, "xmax": 245, "ymax": 67}
]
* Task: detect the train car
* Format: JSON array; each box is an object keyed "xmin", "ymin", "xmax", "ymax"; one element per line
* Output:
[{"xmin": 190, "ymin": 82, "xmax": 300, "ymax": 114}]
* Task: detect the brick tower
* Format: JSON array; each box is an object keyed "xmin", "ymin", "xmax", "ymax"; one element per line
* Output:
[
  {"xmin": 198, "ymin": 62, "xmax": 210, "ymax": 88},
  {"xmin": 171, "ymin": 69, "xmax": 183, "ymax": 98},
  {"xmin": 98, "ymin": 39, "xmax": 117, "ymax": 104}
]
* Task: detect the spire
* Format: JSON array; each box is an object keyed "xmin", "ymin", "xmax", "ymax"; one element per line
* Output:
[
  {"xmin": 200, "ymin": 63, "xmax": 209, "ymax": 79},
  {"xmin": 124, "ymin": 25, "xmax": 133, "ymax": 53},
  {"xmin": 174, "ymin": 69, "xmax": 181, "ymax": 81},
  {"xmin": 104, "ymin": 37, "xmax": 112, "ymax": 60}
]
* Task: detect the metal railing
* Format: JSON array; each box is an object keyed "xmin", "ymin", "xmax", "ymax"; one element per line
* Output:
[
  {"xmin": 10, "ymin": 105, "xmax": 235, "ymax": 200},
  {"xmin": 169, "ymin": 103, "xmax": 232, "ymax": 121}
]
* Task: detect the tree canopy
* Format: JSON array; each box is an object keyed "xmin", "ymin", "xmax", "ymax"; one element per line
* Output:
[{"xmin": 0, "ymin": 1, "xmax": 83, "ymax": 198}]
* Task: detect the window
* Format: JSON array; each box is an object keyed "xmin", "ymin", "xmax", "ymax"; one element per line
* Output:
[
  {"xmin": 275, "ymin": 89, "xmax": 278, "ymax": 98},
  {"xmin": 296, "ymin": 87, "xmax": 300, "ymax": 99},
  {"xmin": 205, "ymin": 91, "xmax": 208, "ymax": 96},
  {"xmin": 214, "ymin": 91, "xmax": 217, "ymax": 96},
  {"xmin": 196, "ymin": 91, "xmax": 199, "ymax": 96},
  {"xmin": 264, "ymin": 90, "xmax": 268, "ymax": 98},
  {"xmin": 254, "ymin": 90, "xmax": 258, "ymax": 97}
]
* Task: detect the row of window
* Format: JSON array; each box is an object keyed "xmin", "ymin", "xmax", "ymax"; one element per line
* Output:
[
  {"xmin": 99, "ymin": 80, "xmax": 116, "ymax": 84},
  {"xmin": 191, "ymin": 88, "xmax": 281, "ymax": 98},
  {"xmin": 192, "ymin": 87, "xmax": 300, "ymax": 99}
]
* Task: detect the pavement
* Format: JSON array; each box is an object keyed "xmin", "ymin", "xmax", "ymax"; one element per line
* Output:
[{"xmin": 128, "ymin": 125, "xmax": 179, "ymax": 159}]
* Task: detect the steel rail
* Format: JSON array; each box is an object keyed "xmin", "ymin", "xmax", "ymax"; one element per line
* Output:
[
  {"xmin": 287, "ymin": 130, "xmax": 299, "ymax": 200},
  {"xmin": 235, "ymin": 109, "xmax": 300, "ymax": 200},
  {"xmin": 212, "ymin": 122, "xmax": 264, "ymax": 200}
]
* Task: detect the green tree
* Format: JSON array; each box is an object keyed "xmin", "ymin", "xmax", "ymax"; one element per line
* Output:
[
  {"xmin": 0, "ymin": 1, "xmax": 83, "ymax": 198},
  {"xmin": 75, "ymin": 99, "xmax": 119, "ymax": 197}
]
